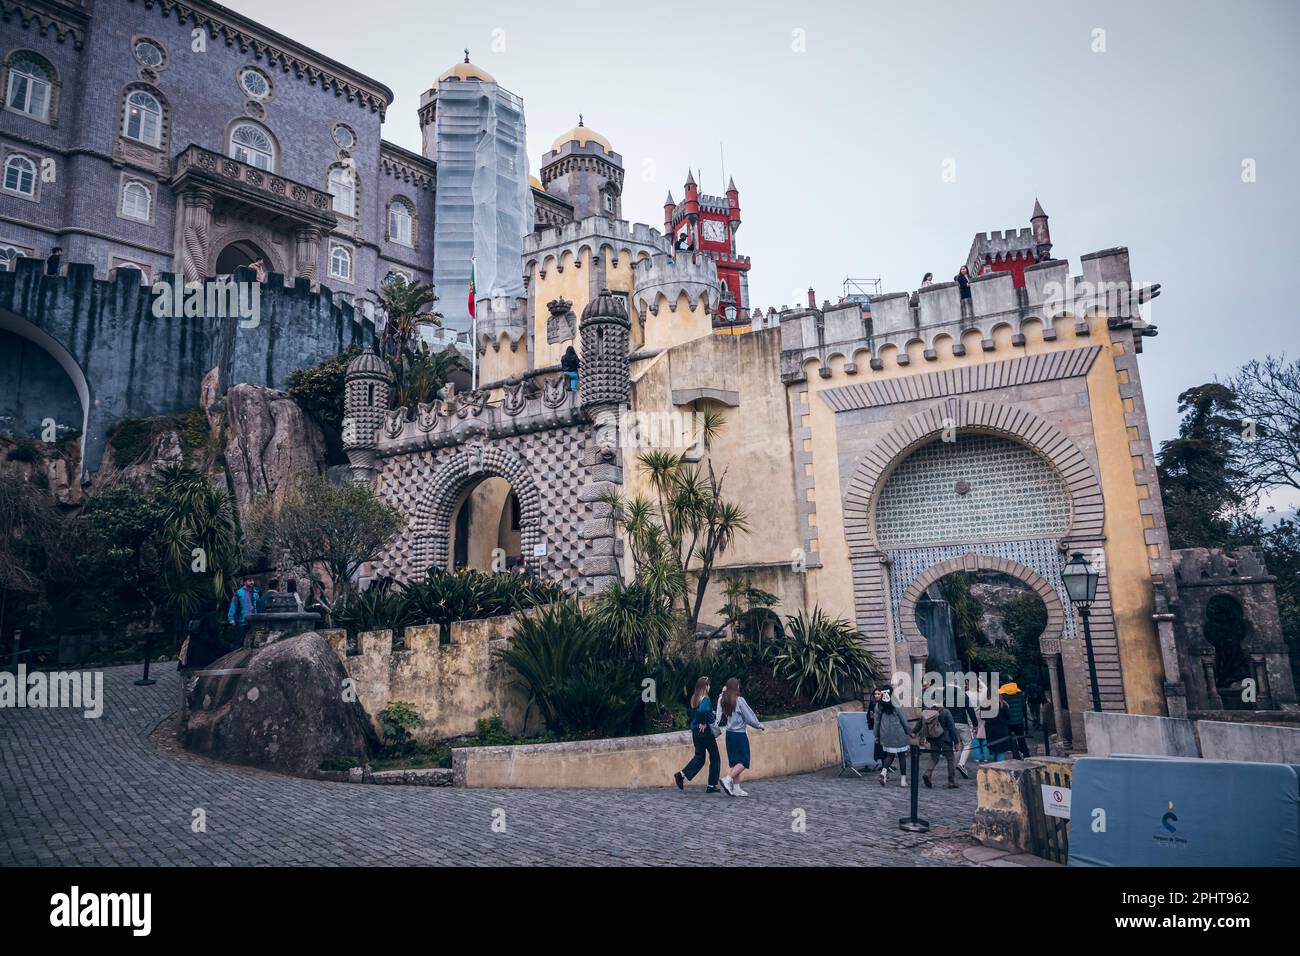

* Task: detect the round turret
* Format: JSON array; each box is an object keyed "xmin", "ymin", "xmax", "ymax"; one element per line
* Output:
[
  {"xmin": 578, "ymin": 289, "xmax": 630, "ymax": 413},
  {"xmin": 343, "ymin": 347, "xmax": 391, "ymax": 481}
]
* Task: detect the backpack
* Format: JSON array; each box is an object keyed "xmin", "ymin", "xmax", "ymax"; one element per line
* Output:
[{"xmin": 921, "ymin": 708, "xmax": 946, "ymax": 739}]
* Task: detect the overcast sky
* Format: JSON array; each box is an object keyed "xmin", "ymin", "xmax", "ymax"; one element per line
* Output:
[{"xmin": 226, "ymin": 0, "xmax": 1299, "ymax": 486}]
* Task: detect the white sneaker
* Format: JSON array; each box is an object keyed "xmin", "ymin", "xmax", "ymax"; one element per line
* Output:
[
  {"xmin": 900, "ymin": 775, "xmax": 908, "ymax": 788},
  {"xmin": 720, "ymin": 775, "xmax": 735, "ymax": 796},
  {"xmin": 880, "ymin": 768, "xmax": 888, "ymax": 786},
  {"xmin": 733, "ymin": 785, "xmax": 748, "ymax": 797}
]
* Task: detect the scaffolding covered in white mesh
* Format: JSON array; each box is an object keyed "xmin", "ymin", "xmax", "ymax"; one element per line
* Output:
[{"xmin": 432, "ymin": 79, "xmax": 533, "ymax": 332}]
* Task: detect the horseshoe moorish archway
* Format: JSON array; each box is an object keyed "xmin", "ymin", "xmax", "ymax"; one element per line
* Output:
[
  {"xmin": 409, "ymin": 443, "xmax": 542, "ymax": 573},
  {"xmin": 840, "ymin": 396, "xmax": 1126, "ymax": 712}
]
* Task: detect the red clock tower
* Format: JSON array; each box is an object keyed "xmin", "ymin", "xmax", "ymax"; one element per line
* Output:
[{"xmin": 663, "ymin": 171, "xmax": 750, "ymax": 323}]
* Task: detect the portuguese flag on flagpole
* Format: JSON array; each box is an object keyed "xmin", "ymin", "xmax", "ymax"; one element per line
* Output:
[{"xmin": 467, "ymin": 260, "xmax": 476, "ymax": 320}]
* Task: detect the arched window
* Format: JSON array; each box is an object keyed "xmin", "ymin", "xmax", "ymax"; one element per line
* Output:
[
  {"xmin": 229, "ymin": 123, "xmax": 274, "ymax": 170},
  {"xmin": 6, "ymin": 53, "xmax": 52, "ymax": 121},
  {"xmin": 114, "ymin": 261, "xmax": 151, "ymax": 284},
  {"xmin": 328, "ymin": 166, "xmax": 355, "ymax": 217},
  {"xmin": 3, "ymin": 155, "xmax": 36, "ymax": 196},
  {"xmin": 0, "ymin": 244, "xmax": 31, "ymax": 270},
  {"xmin": 329, "ymin": 244, "xmax": 352, "ymax": 281},
  {"xmin": 120, "ymin": 180, "xmax": 151, "ymax": 221},
  {"xmin": 388, "ymin": 199, "xmax": 413, "ymax": 246},
  {"xmin": 123, "ymin": 90, "xmax": 162, "ymax": 147}
]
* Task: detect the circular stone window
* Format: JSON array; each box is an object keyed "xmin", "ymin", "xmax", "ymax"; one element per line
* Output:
[
  {"xmin": 332, "ymin": 124, "xmax": 356, "ymax": 149},
  {"xmin": 239, "ymin": 67, "xmax": 271, "ymax": 100},
  {"xmin": 134, "ymin": 39, "xmax": 164, "ymax": 68}
]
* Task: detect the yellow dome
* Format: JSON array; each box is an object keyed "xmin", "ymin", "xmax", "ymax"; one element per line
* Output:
[
  {"xmin": 551, "ymin": 122, "xmax": 611, "ymax": 153},
  {"xmin": 529, "ymin": 175, "xmax": 545, "ymax": 191},
  {"xmin": 435, "ymin": 60, "xmax": 495, "ymax": 87}
]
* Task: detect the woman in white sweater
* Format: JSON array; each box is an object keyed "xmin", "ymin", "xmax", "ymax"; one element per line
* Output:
[{"xmin": 716, "ymin": 677, "xmax": 765, "ymax": 796}]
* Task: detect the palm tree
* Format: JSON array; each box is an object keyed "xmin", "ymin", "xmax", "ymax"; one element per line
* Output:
[
  {"xmin": 153, "ymin": 464, "xmax": 240, "ymax": 625},
  {"xmin": 372, "ymin": 274, "xmax": 441, "ymax": 359}
]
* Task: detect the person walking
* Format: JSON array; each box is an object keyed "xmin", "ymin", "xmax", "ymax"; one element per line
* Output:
[
  {"xmin": 984, "ymin": 694, "xmax": 1013, "ymax": 762},
  {"xmin": 674, "ymin": 677, "xmax": 722, "ymax": 793},
  {"xmin": 947, "ymin": 682, "xmax": 979, "ymax": 780},
  {"xmin": 716, "ymin": 677, "xmax": 764, "ymax": 796},
  {"xmin": 1001, "ymin": 681, "xmax": 1031, "ymax": 758},
  {"xmin": 866, "ymin": 687, "xmax": 886, "ymax": 765},
  {"xmin": 226, "ymin": 576, "xmax": 260, "ymax": 646},
  {"xmin": 920, "ymin": 701, "xmax": 961, "ymax": 789},
  {"xmin": 561, "ymin": 345, "xmax": 580, "ymax": 392},
  {"xmin": 874, "ymin": 690, "xmax": 915, "ymax": 787},
  {"xmin": 1026, "ymin": 680, "xmax": 1045, "ymax": 731}
]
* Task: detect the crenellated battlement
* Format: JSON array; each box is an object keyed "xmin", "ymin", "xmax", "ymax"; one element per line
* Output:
[
  {"xmin": 524, "ymin": 217, "xmax": 666, "ymax": 272},
  {"xmin": 631, "ymin": 252, "xmax": 723, "ymax": 317},
  {"xmin": 779, "ymin": 247, "xmax": 1157, "ymax": 382},
  {"xmin": 374, "ymin": 373, "xmax": 585, "ymax": 455}
]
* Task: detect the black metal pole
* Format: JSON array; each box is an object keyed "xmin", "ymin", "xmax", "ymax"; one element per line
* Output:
[
  {"xmin": 898, "ymin": 744, "xmax": 930, "ymax": 833},
  {"xmin": 1080, "ymin": 606, "xmax": 1101, "ymax": 712},
  {"xmin": 135, "ymin": 632, "xmax": 156, "ymax": 686}
]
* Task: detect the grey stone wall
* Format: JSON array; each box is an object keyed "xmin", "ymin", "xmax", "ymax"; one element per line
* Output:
[{"xmin": 0, "ymin": 257, "xmax": 374, "ymax": 470}]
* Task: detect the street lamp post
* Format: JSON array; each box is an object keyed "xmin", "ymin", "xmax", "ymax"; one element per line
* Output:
[{"xmin": 1062, "ymin": 551, "xmax": 1102, "ymax": 712}]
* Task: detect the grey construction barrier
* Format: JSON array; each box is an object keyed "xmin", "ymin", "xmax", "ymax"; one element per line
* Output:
[
  {"xmin": 1068, "ymin": 755, "xmax": 1299, "ymax": 867},
  {"xmin": 837, "ymin": 711, "xmax": 880, "ymax": 775}
]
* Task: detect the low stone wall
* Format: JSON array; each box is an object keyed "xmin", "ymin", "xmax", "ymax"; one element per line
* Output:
[
  {"xmin": 1082, "ymin": 711, "xmax": 1199, "ymax": 758},
  {"xmin": 1083, "ymin": 710, "xmax": 1300, "ymax": 763},
  {"xmin": 971, "ymin": 756, "xmax": 1077, "ymax": 853},
  {"xmin": 452, "ymin": 701, "xmax": 861, "ymax": 789},
  {"xmin": 1197, "ymin": 719, "xmax": 1300, "ymax": 764},
  {"xmin": 324, "ymin": 616, "xmax": 536, "ymax": 743}
]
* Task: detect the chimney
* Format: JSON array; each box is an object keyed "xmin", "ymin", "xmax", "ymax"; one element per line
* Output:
[{"xmin": 807, "ymin": 287, "xmax": 816, "ymax": 309}]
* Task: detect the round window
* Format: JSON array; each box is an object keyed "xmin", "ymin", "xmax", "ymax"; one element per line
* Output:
[
  {"xmin": 239, "ymin": 68, "xmax": 270, "ymax": 99},
  {"xmin": 333, "ymin": 124, "xmax": 356, "ymax": 149},
  {"xmin": 134, "ymin": 40, "xmax": 164, "ymax": 67}
]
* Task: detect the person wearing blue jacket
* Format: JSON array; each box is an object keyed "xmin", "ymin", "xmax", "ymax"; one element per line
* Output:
[
  {"xmin": 226, "ymin": 577, "xmax": 260, "ymax": 646},
  {"xmin": 674, "ymin": 677, "xmax": 721, "ymax": 793}
]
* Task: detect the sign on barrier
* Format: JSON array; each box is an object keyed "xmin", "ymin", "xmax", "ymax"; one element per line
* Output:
[{"xmin": 1042, "ymin": 783, "xmax": 1071, "ymax": 819}]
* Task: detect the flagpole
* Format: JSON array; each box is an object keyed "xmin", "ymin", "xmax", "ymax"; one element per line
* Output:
[{"xmin": 470, "ymin": 256, "xmax": 478, "ymax": 391}]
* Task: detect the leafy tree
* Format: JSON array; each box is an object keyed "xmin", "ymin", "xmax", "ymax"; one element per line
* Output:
[
  {"xmin": 247, "ymin": 473, "xmax": 402, "ymax": 612},
  {"xmin": 389, "ymin": 341, "xmax": 460, "ymax": 410},
  {"xmin": 0, "ymin": 475, "xmax": 73, "ymax": 645},
  {"xmin": 152, "ymin": 463, "xmax": 240, "ymax": 623},
  {"xmin": 1156, "ymin": 383, "xmax": 1251, "ymax": 549},
  {"xmin": 287, "ymin": 348, "xmax": 358, "ymax": 436},
  {"xmin": 603, "ymin": 408, "xmax": 749, "ymax": 632},
  {"xmin": 938, "ymin": 572, "xmax": 985, "ymax": 664},
  {"xmin": 1226, "ymin": 355, "xmax": 1300, "ymax": 497}
]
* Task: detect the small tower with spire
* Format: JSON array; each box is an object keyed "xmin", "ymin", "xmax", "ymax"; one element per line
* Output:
[{"xmin": 1031, "ymin": 198, "xmax": 1052, "ymax": 261}]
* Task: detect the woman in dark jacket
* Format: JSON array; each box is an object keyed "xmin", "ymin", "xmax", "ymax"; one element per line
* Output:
[
  {"xmin": 561, "ymin": 346, "xmax": 580, "ymax": 392},
  {"xmin": 674, "ymin": 677, "xmax": 721, "ymax": 793},
  {"xmin": 984, "ymin": 697, "xmax": 1013, "ymax": 761}
]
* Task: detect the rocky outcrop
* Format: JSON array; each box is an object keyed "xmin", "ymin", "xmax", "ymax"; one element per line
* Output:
[
  {"xmin": 183, "ymin": 630, "xmax": 377, "ymax": 775},
  {"xmin": 222, "ymin": 384, "xmax": 327, "ymax": 516}
]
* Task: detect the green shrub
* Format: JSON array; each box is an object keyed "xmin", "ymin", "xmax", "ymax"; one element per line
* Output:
[
  {"xmin": 6, "ymin": 438, "xmax": 40, "ymax": 462},
  {"xmin": 966, "ymin": 643, "xmax": 1018, "ymax": 685},
  {"xmin": 287, "ymin": 348, "xmax": 356, "ymax": 434},
  {"xmin": 495, "ymin": 599, "xmax": 601, "ymax": 733},
  {"xmin": 106, "ymin": 418, "xmax": 155, "ymax": 465},
  {"xmin": 377, "ymin": 700, "xmax": 423, "ymax": 756},
  {"xmin": 474, "ymin": 715, "xmax": 515, "ymax": 747},
  {"xmin": 769, "ymin": 608, "xmax": 882, "ymax": 705},
  {"xmin": 319, "ymin": 756, "xmax": 361, "ymax": 772}
]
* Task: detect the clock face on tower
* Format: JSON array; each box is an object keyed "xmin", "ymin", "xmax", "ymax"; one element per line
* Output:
[{"xmin": 701, "ymin": 218, "xmax": 727, "ymax": 243}]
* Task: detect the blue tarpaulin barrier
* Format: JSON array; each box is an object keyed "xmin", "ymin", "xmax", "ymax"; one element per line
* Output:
[
  {"xmin": 837, "ymin": 711, "xmax": 880, "ymax": 774},
  {"xmin": 1068, "ymin": 756, "xmax": 1299, "ymax": 867}
]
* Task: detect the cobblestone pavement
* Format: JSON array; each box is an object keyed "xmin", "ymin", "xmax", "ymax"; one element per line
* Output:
[{"xmin": 1, "ymin": 665, "xmax": 981, "ymax": 866}]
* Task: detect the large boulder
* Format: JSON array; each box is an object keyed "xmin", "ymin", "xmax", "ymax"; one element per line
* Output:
[
  {"xmin": 184, "ymin": 630, "xmax": 376, "ymax": 775},
  {"xmin": 222, "ymin": 383, "xmax": 326, "ymax": 516}
]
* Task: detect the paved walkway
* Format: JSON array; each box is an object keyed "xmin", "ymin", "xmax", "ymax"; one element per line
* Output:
[{"xmin": 1, "ymin": 665, "xmax": 981, "ymax": 866}]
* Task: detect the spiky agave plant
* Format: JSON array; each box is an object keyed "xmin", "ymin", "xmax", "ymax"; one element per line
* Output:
[
  {"xmin": 770, "ymin": 608, "xmax": 882, "ymax": 705},
  {"xmin": 495, "ymin": 599, "xmax": 600, "ymax": 732}
]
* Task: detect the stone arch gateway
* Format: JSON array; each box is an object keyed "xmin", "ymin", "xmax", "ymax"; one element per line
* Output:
[{"xmin": 409, "ymin": 443, "xmax": 542, "ymax": 573}]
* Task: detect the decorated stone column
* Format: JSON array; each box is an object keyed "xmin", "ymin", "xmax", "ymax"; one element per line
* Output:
[
  {"xmin": 1040, "ymin": 636, "xmax": 1069, "ymax": 751},
  {"xmin": 576, "ymin": 288, "xmax": 631, "ymax": 592},
  {"xmin": 178, "ymin": 186, "xmax": 214, "ymax": 283},
  {"xmin": 294, "ymin": 226, "xmax": 321, "ymax": 285}
]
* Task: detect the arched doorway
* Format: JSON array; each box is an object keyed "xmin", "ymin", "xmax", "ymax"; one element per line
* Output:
[
  {"xmin": 448, "ymin": 477, "xmax": 523, "ymax": 572},
  {"xmin": 0, "ymin": 308, "xmax": 91, "ymax": 467},
  {"xmin": 1205, "ymin": 594, "xmax": 1252, "ymax": 708},
  {"xmin": 215, "ymin": 239, "xmax": 271, "ymax": 275},
  {"xmin": 410, "ymin": 443, "xmax": 541, "ymax": 575}
]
